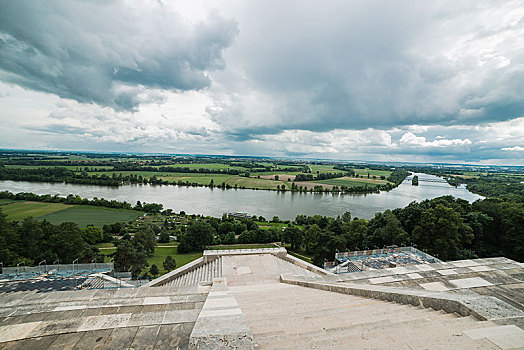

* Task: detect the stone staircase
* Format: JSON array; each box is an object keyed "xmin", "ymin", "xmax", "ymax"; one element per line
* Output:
[
  {"xmin": 231, "ymin": 282, "xmax": 509, "ymax": 349},
  {"xmin": 164, "ymin": 257, "xmax": 222, "ymax": 287},
  {"xmin": 0, "ymin": 285, "xmax": 209, "ymax": 349}
]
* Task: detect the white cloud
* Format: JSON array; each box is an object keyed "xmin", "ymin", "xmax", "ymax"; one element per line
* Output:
[
  {"xmin": 501, "ymin": 146, "xmax": 524, "ymax": 151},
  {"xmin": 0, "ymin": 0, "xmax": 523, "ymax": 165},
  {"xmin": 399, "ymin": 132, "xmax": 472, "ymax": 148}
]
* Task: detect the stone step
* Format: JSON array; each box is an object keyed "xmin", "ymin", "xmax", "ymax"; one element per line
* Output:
[{"xmin": 253, "ymin": 316, "xmax": 497, "ymax": 350}]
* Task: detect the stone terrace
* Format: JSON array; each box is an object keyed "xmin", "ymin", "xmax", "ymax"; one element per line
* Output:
[{"xmin": 1, "ymin": 250, "xmax": 523, "ymax": 349}]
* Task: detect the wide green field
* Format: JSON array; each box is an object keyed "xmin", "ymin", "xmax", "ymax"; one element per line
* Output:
[
  {"xmin": 353, "ymin": 168, "xmax": 391, "ymax": 177},
  {"xmin": 39, "ymin": 206, "xmax": 143, "ymax": 227},
  {"xmin": 225, "ymin": 177, "xmax": 284, "ymax": 190},
  {"xmin": 0, "ymin": 199, "xmax": 17, "ymax": 205},
  {"xmin": 1, "ymin": 201, "xmax": 71, "ymax": 220},
  {"xmin": 315, "ymin": 177, "xmax": 386, "ymax": 188},
  {"xmin": 160, "ymin": 173, "xmax": 234, "ymax": 185},
  {"xmin": 1, "ymin": 201, "xmax": 143, "ymax": 227},
  {"xmin": 309, "ymin": 164, "xmax": 337, "ymax": 173}
]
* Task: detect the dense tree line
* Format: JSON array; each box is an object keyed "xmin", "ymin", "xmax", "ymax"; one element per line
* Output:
[
  {"xmin": 0, "ymin": 191, "xmax": 163, "ymax": 213},
  {"xmin": 112, "ymin": 164, "xmax": 242, "ymax": 175},
  {"xmin": 175, "ymin": 195, "xmax": 523, "ymax": 266},
  {"xmin": 0, "ymin": 166, "xmax": 173, "ymax": 186},
  {"xmin": 0, "ymin": 211, "xmax": 105, "ymax": 266},
  {"xmin": 386, "ymin": 170, "xmax": 410, "ymax": 185},
  {"xmin": 300, "ymin": 196, "xmax": 522, "ymax": 265},
  {"xmin": 295, "ymin": 172, "xmax": 346, "ymax": 181}
]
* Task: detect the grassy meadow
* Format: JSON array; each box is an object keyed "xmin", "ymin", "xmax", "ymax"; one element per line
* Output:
[{"xmin": 1, "ymin": 201, "xmax": 143, "ymax": 227}]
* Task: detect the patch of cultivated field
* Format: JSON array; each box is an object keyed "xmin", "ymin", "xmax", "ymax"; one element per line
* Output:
[
  {"xmin": 159, "ymin": 173, "xmax": 234, "ymax": 185},
  {"xmin": 293, "ymin": 181, "xmax": 333, "ymax": 190},
  {"xmin": 315, "ymin": 177, "xmax": 387, "ymax": 187},
  {"xmin": 308, "ymin": 165, "xmax": 337, "ymax": 173},
  {"xmin": 225, "ymin": 177, "xmax": 285, "ymax": 190},
  {"xmin": 39, "ymin": 206, "xmax": 143, "ymax": 227},
  {"xmin": 2, "ymin": 201, "xmax": 70, "ymax": 221},
  {"xmin": 353, "ymin": 168, "xmax": 391, "ymax": 177},
  {"xmin": 259, "ymin": 174, "xmax": 296, "ymax": 181}
]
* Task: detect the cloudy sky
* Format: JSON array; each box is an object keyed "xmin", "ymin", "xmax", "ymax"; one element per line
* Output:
[{"xmin": 0, "ymin": 0, "xmax": 523, "ymax": 165}]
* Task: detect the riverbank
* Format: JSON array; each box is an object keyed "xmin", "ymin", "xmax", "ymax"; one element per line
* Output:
[{"xmin": 0, "ymin": 174, "xmax": 483, "ymax": 220}]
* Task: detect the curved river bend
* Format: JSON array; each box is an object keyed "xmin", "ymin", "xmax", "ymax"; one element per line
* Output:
[{"xmin": 0, "ymin": 173, "xmax": 483, "ymax": 220}]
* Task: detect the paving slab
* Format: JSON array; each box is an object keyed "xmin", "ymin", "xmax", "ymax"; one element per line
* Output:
[
  {"xmin": 128, "ymin": 324, "xmax": 160, "ymax": 349},
  {"xmin": 47, "ymin": 332, "xmax": 83, "ymax": 350},
  {"xmin": 420, "ymin": 282, "xmax": 450, "ymax": 291},
  {"xmin": 18, "ymin": 335, "xmax": 58, "ymax": 350},
  {"xmin": 72, "ymin": 329, "xmax": 113, "ymax": 350},
  {"xmin": 154, "ymin": 322, "xmax": 194, "ymax": 349},
  {"xmin": 464, "ymin": 325, "xmax": 524, "ymax": 349},
  {"xmin": 101, "ymin": 326, "xmax": 139, "ymax": 350},
  {"xmin": 450, "ymin": 277, "xmax": 494, "ymax": 289}
]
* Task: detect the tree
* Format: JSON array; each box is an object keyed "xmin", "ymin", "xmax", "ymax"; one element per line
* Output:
[
  {"xmin": 177, "ymin": 220, "xmax": 215, "ymax": 253},
  {"xmin": 82, "ymin": 226, "xmax": 103, "ymax": 245},
  {"xmin": 232, "ymin": 222, "xmax": 247, "ymax": 234},
  {"xmin": 341, "ymin": 211, "xmax": 352, "ymax": 223},
  {"xmin": 149, "ymin": 264, "xmax": 159, "ymax": 277},
  {"xmin": 284, "ymin": 226, "xmax": 304, "ymax": 251},
  {"xmin": 113, "ymin": 239, "xmax": 137, "ymax": 272},
  {"xmin": 304, "ymin": 224, "xmax": 321, "ymax": 254},
  {"xmin": 133, "ymin": 227, "xmax": 156, "ymax": 256},
  {"xmin": 412, "ymin": 204, "xmax": 474, "ymax": 260},
  {"xmin": 0, "ymin": 208, "xmax": 20, "ymax": 265},
  {"xmin": 50, "ymin": 222, "xmax": 87, "ymax": 263},
  {"xmin": 222, "ymin": 232, "xmax": 236, "ymax": 244},
  {"xmin": 163, "ymin": 255, "xmax": 177, "ymax": 271},
  {"xmin": 218, "ymin": 221, "xmax": 234, "ymax": 235},
  {"xmin": 113, "ymin": 238, "xmax": 148, "ymax": 275},
  {"xmin": 158, "ymin": 231, "xmax": 170, "ymax": 243}
]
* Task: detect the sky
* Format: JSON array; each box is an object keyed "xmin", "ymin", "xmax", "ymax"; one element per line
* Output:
[{"xmin": 0, "ymin": 0, "xmax": 523, "ymax": 165}]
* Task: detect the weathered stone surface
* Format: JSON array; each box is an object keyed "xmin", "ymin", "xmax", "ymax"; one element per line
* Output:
[{"xmin": 189, "ymin": 278, "xmax": 254, "ymax": 350}]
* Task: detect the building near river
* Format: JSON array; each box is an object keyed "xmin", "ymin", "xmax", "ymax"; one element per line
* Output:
[{"xmin": 0, "ymin": 248, "xmax": 523, "ymax": 349}]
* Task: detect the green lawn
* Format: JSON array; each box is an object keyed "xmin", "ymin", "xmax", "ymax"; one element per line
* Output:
[
  {"xmin": 39, "ymin": 206, "xmax": 143, "ymax": 227},
  {"xmin": 256, "ymin": 221, "xmax": 288, "ymax": 230},
  {"xmin": 2, "ymin": 201, "xmax": 70, "ymax": 221},
  {"xmin": 0, "ymin": 199, "xmax": 17, "ymax": 205},
  {"xmin": 100, "ymin": 245, "xmax": 202, "ymax": 275}
]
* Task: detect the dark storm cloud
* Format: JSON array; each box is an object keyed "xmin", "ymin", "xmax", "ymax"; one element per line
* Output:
[
  {"xmin": 0, "ymin": 0, "xmax": 238, "ymax": 110},
  {"xmin": 209, "ymin": 0, "xmax": 524, "ymax": 135}
]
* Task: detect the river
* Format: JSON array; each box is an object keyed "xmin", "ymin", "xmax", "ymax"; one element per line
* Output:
[{"xmin": 0, "ymin": 173, "xmax": 483, "ymax": 220}]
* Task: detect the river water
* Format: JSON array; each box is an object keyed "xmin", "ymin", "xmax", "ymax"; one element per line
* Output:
[{"xmin": 0, "ymin": 173, "xmax": 483, "ymax": 220}]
